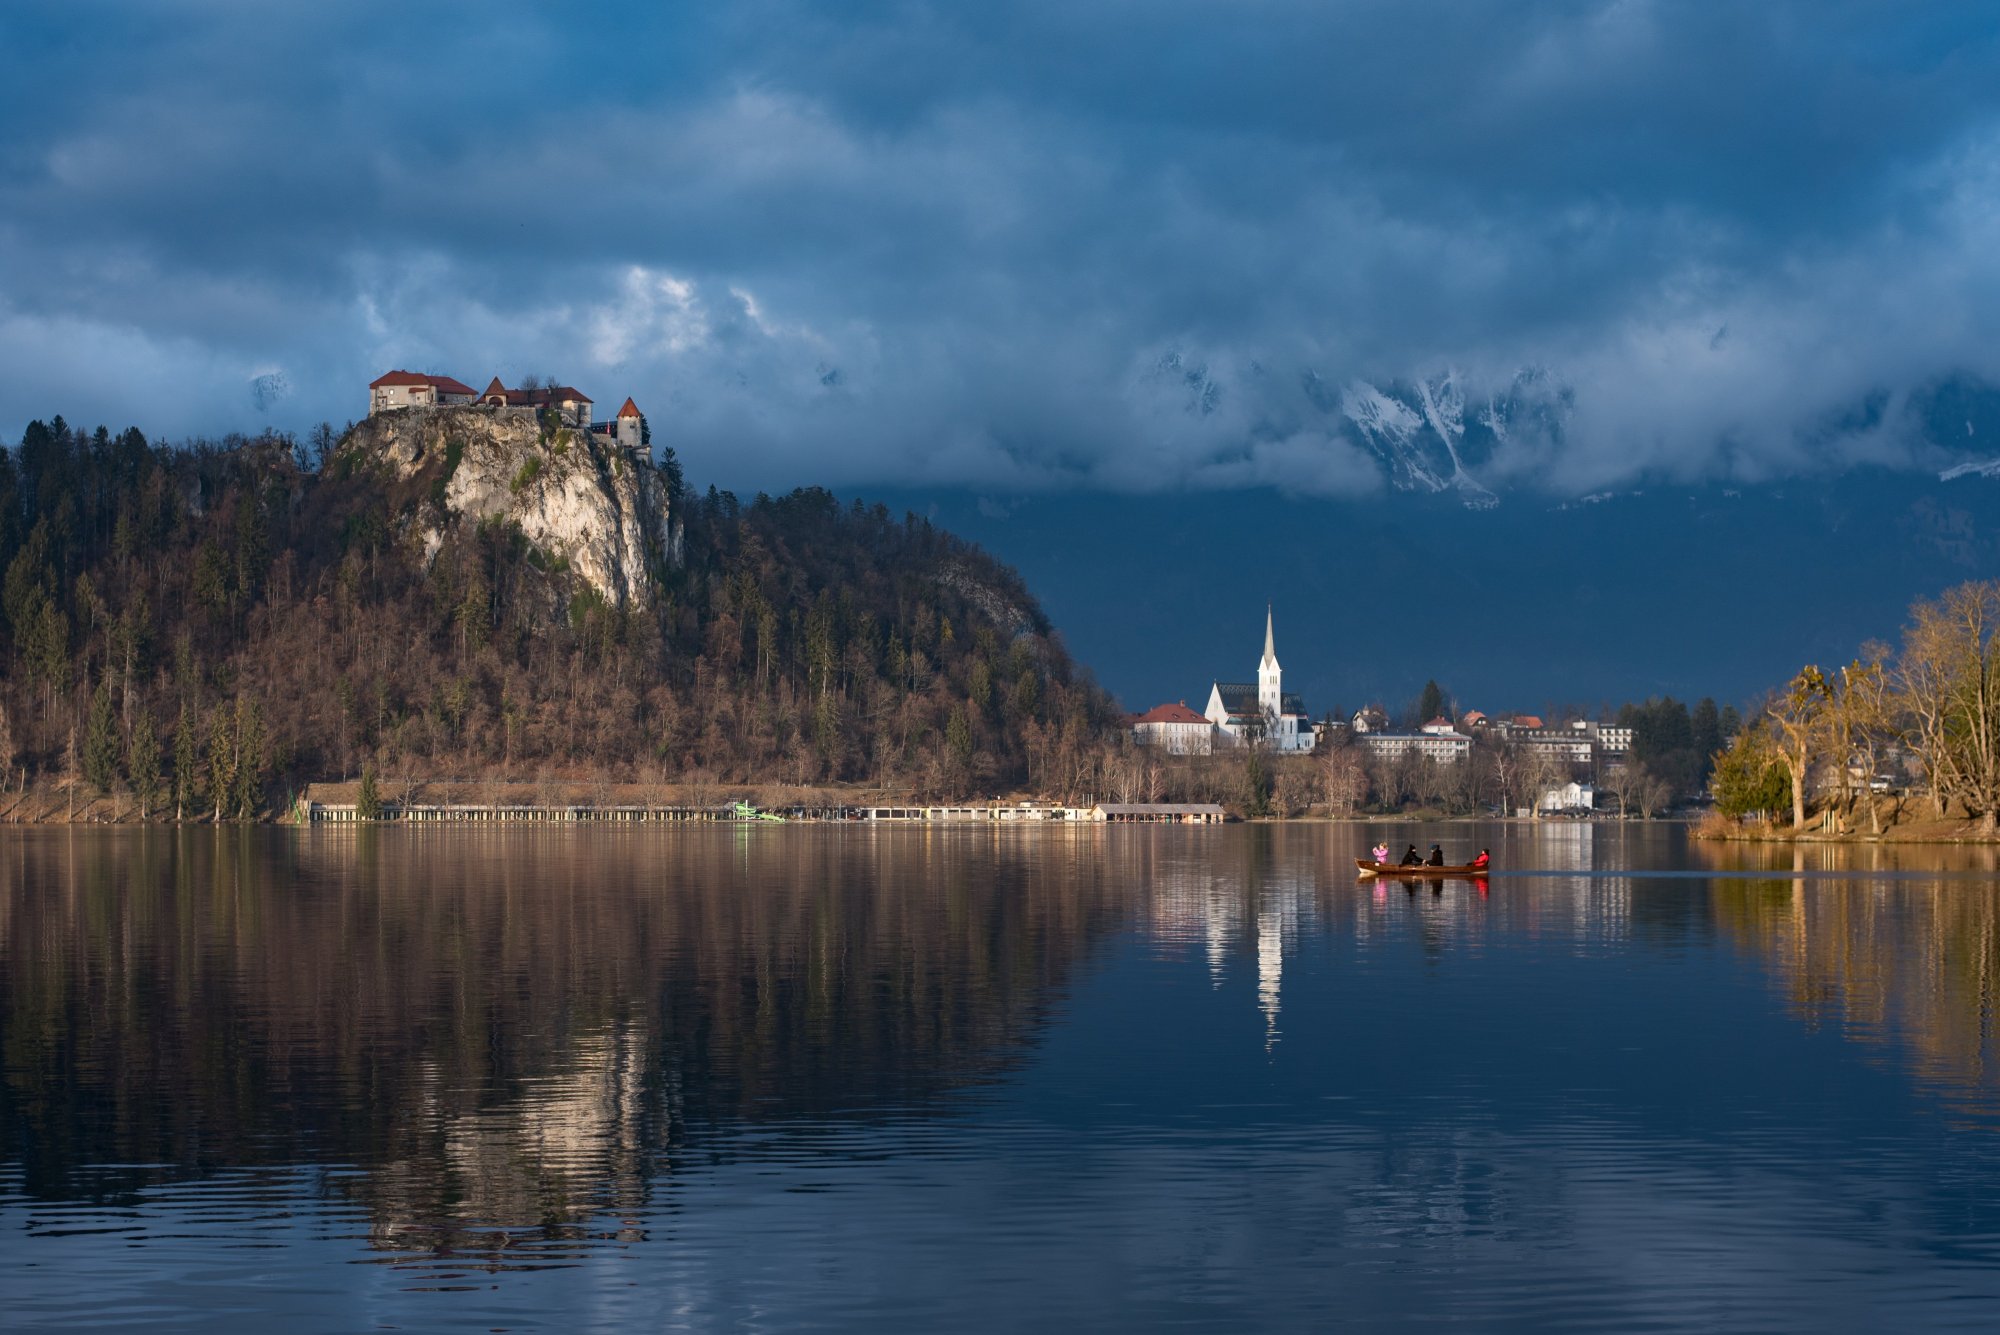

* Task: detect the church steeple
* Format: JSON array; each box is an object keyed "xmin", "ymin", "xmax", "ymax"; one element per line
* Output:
[{"xmin": 1257, "ymin": 604, "xmax": 1282, "ymax": 721}]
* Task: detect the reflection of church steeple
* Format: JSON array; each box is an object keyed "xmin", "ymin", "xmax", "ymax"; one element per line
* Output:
[{"xmin": 1258, "ymin": 898, "xmax": 1282, "ymax": 1048}]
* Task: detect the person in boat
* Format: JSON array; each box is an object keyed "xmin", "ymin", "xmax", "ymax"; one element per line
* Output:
[
  {"xmin": 1400, "ymin": 844, "xmax": 1422, "ymax": 866},
  {"xmin": 1470, "ymin": 848, "xmax": 1491, "ymax": 870},
  {"xmin": 1372, "ymin": 843, "xmax": 1390, "ymax": 865},
  {"xmin": 1427, "ymin": 843, "xmax": 1445, "ymax": 867}
]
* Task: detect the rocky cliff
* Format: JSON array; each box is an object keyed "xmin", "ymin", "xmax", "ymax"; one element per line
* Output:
[{"xmin": 344, "ymin": 406, "xmax": 677, "ymax": 609}]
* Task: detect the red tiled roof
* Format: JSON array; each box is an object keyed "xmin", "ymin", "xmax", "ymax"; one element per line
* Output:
[
  {"xmin": 370, "ymin": 370, "xmax": 478, "ymax": 396},
  {"xmin": 481, "ymin": 378, "xmax": 594, "ymax": 407},
  {"xmin": 1134, "ymin": 702, "xmax": 1210, "ymax": 726},
  {"xmin": 617, "ymin": 397, "xmax": 642, "ymax": 418},
  {"xmin": 1424, "ymin": 716, "xmax": 1453, "ymax": 728},
  {"xmin": 1511, "ymin": 714, "xmax": 1544, "ymax": 729}
]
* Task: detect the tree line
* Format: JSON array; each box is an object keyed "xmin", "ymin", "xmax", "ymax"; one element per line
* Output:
[
  {"xmin": 1714, "ymin": 580, "xmax": 2000, "ymax": 834},
  {"xmin": 0, "ymin": 415, "xmax": 1121, "ymax": 817}
]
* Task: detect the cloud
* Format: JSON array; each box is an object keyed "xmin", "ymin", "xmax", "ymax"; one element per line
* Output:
[{"xmin": 4, "ymin": 1, "xmax": 2000, "ymax": 494}]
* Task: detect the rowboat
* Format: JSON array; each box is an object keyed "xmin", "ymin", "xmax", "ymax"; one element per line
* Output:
[{"xmin": 1356, "ymin": 859, "xmax": 1489, "ymax": 877}]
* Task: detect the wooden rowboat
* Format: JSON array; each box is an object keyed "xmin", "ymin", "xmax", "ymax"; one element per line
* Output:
[{"xmin": 1356, "ymin": 859, "xmax": 1490, "ymax": 877}]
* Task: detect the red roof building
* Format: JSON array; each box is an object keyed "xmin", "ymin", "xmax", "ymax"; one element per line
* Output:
[
  {"xmin": 1132, "ymin": 701, "xmax": 1216, "ymax": 755},
  {"xmin": 1135, "ymin": 702, "xmax": 1210, "ymax": 726}
]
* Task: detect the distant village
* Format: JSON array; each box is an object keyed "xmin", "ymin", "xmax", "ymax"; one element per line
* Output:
[{"xmin": 1128, "ymin": 607, "xmax": 1634, "ymax": 815}]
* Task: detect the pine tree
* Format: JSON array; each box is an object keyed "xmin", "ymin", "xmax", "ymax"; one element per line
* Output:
[
  {"xmin": 128, "ymin": 708, "xmax": 161, "ymax": 819},
  {"xmin": 357, "ymin": 766, "xmax": 382, "ymax": 821},
  {"xmin": 172, "ymin": 705, "xmax": 199, "ymax": 822},
  {"xmin": 207, "ymin": 705, "xmax": 235, "ymax": 822},
  {"xmin": 232, "ymin": 695, "xmax": 265, "ymax": 819},
  {"xmin": 1417, "ymin": 679, "xmax": 1446, "ymax": 727},
  {"xmin": 82, "ymin": 677, "xmax": 120, "ymax": 794}
]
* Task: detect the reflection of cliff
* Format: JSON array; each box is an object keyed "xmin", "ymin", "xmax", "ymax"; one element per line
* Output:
[
  {"xmin": 0, "ymin": 828, "xmax": 1137, "ymax": 1252},
  {"xmin": 1708, "ymin": 874, "xmax": 2000, "ymax": 1121}
]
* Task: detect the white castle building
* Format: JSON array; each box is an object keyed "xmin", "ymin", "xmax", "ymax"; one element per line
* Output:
[{"xmin": 1204, "ymin": 607, "xmax": 1314, "ymax": 752}]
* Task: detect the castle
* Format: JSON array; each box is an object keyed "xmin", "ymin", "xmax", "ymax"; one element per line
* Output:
[{"xmin": 367, "ymin": 370, "xmax": 646, "ymax": 451}]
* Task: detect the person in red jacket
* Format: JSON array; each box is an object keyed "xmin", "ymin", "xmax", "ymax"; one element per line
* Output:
[{"xmin": 1470, "ymin": 848, "xmax": 1491, "ymax": 870}]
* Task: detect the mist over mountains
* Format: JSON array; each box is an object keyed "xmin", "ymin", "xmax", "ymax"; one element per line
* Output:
[{"xmin": 1129, "ymin": 359, "xmax": 2000, "ymax": 510}]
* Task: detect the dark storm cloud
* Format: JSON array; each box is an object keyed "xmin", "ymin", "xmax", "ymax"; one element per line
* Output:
[{"xmin": 4, "ymin": 0, "xmax": 1999, "ymax": 493}]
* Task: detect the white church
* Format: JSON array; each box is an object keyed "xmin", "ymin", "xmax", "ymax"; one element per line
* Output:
[{"xmin": 1204, "ymin": 607, "xmax": 1315, "ymax": 752}]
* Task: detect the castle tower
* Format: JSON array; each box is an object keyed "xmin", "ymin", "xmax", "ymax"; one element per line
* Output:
[
  {"xmin": 615, "ymin": 397, "xmax": 643, "ymax": 450},
  {"xmin": 1257, "ymin": 604, "xmax": 1282, "ymax": 720}
]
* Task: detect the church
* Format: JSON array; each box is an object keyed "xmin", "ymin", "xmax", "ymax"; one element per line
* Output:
[{"xmin": 1204, "ymin": 607, "xmax": 1314, "ymax": 752}]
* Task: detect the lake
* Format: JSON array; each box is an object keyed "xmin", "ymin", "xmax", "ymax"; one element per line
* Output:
[{"xmin": 4, "ymin": 822, "xmax": 2000, "ymax": 1331}]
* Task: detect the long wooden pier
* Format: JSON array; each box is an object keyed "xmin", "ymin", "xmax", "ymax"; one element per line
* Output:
[{"xmin": 300, "ymin": 801, "xmax": 1226, "ymax": 825}]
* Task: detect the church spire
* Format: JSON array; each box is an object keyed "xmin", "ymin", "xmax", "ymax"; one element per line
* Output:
[{"xmin": 1261, "ymin": 603, "xmax": 1277, "ymax": 669}]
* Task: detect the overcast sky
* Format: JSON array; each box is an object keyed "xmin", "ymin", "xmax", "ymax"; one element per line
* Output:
[{"xmin": 5, "ymin": 0, "xmax": 1999, "ymax": 495}]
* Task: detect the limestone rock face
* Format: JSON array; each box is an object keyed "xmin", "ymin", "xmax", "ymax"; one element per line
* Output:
[{"xmin": 348, "ymin": 407, "xmax": 676, "ymax": 609}]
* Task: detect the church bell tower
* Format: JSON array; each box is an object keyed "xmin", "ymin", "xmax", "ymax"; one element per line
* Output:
[{"xmin": 1257, "ymin": 604, "xmax": 1282, "ymax": 722}]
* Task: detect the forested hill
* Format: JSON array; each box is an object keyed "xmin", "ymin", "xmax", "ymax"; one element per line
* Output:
[{"xmin": 0, "ymin": 415, "xmax": 1118, "ymax": 815}]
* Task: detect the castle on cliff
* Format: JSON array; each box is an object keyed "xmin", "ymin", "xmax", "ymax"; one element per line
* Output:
[{"xmin": 367, "ymin": 370, "xmax": 645, "ymax": 451}]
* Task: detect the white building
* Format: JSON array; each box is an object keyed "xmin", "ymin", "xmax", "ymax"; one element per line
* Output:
[
  {"xmin": 1132, "ymin": 702, "xmax": 1216, "ymax": 754},
  {"xmin": 1357, "ymin": 730, "xmax": 1472, "ymax": 765},
  {"xmin": 1540, "ymin": 780, "xmax": 1595, "ymax": 812},
  {"xmin": 1205, "ymin": 608, "xmax": 1314, "ymax": 752}
]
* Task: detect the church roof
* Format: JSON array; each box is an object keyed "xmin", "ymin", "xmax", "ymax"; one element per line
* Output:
[
  {"xmin": 1211, "ymin": 683, "xmax": 1306, "ymax": 718},
  {"xmin": 1213, "ymin": 682, "xmax": 1257, "ymax": 715}
]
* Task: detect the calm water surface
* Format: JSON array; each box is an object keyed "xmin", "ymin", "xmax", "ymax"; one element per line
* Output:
[{"xmin": 5, "ymin": 823, "xmax": 2000, "ymax": 1331}]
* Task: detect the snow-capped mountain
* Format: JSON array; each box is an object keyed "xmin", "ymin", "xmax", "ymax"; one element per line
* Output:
[{"xmin": 1330, "ymin": 367, "xmax": 1580, "ymax": 509}]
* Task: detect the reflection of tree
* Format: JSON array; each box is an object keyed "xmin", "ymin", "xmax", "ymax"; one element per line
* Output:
[
  {"xmin": 0, "ymin": 828, "xmax": 1138, "ymax": 1257},
  {"xmin": 1707, "ymin": 871, "xmax": 2000, "ymax": 1121}
]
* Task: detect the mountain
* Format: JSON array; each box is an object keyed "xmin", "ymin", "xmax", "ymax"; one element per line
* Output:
[
  {"xmin": 872, "ymin": 466, "xmax": 2000, "ymax": 718},
  {"xmin": 1201, "ymin": 363, "xmax": 2000, "ymax": 510}
]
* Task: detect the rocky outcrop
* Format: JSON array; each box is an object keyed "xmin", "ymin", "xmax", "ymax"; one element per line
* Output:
[{"xmin": 347, "ymin": 407, "xmax": 676, "ymax": 609}]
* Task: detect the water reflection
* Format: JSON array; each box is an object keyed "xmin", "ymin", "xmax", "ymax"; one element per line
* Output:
[
  {"xmin": 0, "ymin": 826, "xmax": 1141, "ymax": 1267},
  {"xmin": 4, "ymin": 823, "xmax": 2000, "ymax": 1328}
]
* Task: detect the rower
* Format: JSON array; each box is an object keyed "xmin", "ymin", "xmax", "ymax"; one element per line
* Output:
[{"xmin": 1427, "ymin": 844, "xmax": 1444, "ymax": 867}]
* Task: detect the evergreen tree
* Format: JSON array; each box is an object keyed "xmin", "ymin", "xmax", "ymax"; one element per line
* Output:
[
  {"xmin": 1417, "ymin": 680, "xmax": 1446, "ymax": 726},
  {"xmin": 1242, "ymin": 749, "xmax": 1272, "ymax": 817},
  {"xmin": 128, "ymin": 708, "xmax": 161, "ymax": 818},
  {"xmin": 357, "ymin": 766, "xmax": 383, "ymax": 821},
  {"xmin": 232, "ymin": 695, "xmax": 266, "ymax": 819},
  {"xmin": 208, "ymin": 705, "xmax": 235, "ymax": 822},
  {"xmin": 173, "ymin": 705, "xmax": 199, "ymax": 822},
  {"xmin": 1711, "ymin": 724, "xmax": 1791, "ymax": 821},
  {"xmin": 82, "ymin": 677, "xmax": 120, "ymax": 794}
]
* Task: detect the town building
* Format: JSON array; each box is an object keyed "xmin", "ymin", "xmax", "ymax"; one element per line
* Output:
[
  {"xmin": 1205, "ymin": 608, "xmax": 1314, "ymax": 752},
  {"xmin": 1131, "ymin": 702, "xmax": 1217, "ymax": 754},
  {"xmin": 1356, "ymin": 729, "xmax": 1472, "ymax": 765},
  {"xmin": 1540, "ymin": 780, "xmax": 1596, "ymax": 812}
]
